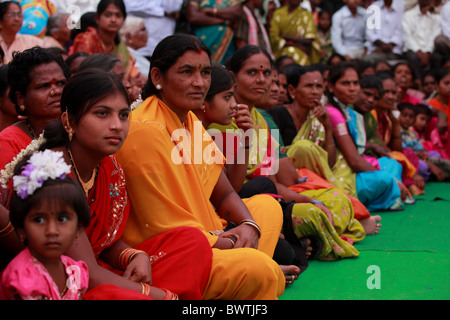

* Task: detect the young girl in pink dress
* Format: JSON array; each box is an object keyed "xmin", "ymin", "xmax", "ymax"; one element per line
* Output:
[{"xmin": 0, "ymin": 150, "xmax": 90, "ymax": 300}]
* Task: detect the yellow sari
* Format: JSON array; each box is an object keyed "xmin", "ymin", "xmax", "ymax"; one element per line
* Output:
[
  {"xmin": 210, "ymin": 108, "xmax": 365, "ymax": 260},
  {"xmin": 115, "ymin": 96, "xmax": 285, "ymax": 299},
  {"xmin": 269, "ymin": 6, "xmax": 321, "ymax": 65}
]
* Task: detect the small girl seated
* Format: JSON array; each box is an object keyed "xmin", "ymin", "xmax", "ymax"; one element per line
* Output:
[
  {"xmin": 398, "ymin": 103, "xmax": 450, "ymax": 181},
  {"xmin": 1, "ymin": 150, "xmax": 90, "ymax": 300},
  {"xmin": 412, "ymin": 103, "xmax": 449, "ymax": 161}
]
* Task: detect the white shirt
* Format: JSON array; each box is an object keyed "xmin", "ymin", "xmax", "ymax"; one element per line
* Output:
[
  {"xmin": 49, "ymin": 0, "xmax": 100, "ymax": 16},
  {"xmin": 402, "ymin": 4, "xmax": 441, "ymax": 53},
  {"xmin": 441, "ymin": 1, "xmax": 450, "ymax": 39},
  {"xmin": 366, "ymin": 0, "xmax": 405, "ymax": 55},
  {"xmin": 331, "ymin": 5, "xmax": 368, "ymax": 56},
  {"xmin": 124, "ymin": 0, "xmax": 183, "ymax": 57}
]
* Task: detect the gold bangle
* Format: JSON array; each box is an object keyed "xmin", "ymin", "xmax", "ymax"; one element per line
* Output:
[
  {"xmin": 140, "ymin": 282, "xmax": 151, "ymax": 296},
  {"xmin": 239, "ymin": 219, "xmax": 261, "ymax": 238}
]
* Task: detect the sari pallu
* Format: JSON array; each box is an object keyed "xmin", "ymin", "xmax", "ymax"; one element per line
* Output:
[
  {"xmin": 116, "ymin": 96, "xmax": 285, "ymax": 300},
  {"xmin": 70, "ymin": 27, "xmax": 136, "ymax": 79},
  {"xmin": 82, "ymin": 155, "xmax": 212, "ymax": 300},
  {"xmin": 210, "ymin": 108, "xmax": 365, "ymax": 260},
  {"xmin": 190, "ymin": 0, "xmax": 241, "ymax": 64},
  {"xmin": 326, "ymin": 104, "xmax": 403, "ymax": 212}
]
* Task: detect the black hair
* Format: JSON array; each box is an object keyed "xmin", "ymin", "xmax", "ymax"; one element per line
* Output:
[
  {"xmin": 141, "ymin": 33, "xmax": 211, "ymax": 100},
  {"xmin": 7, "ymin": 46, "xmax": 71, "ymax": 116},
  {"xmin": 0, "ymin": 65, "xmax": 9, "ymax": 98},
  {"xmin": 224, "ymin": 45, "xmax": 272, "ymax": 75},
  {"xmin": 40, "ymin": 69, "xmax": 129, "ymax": 149},
  {"xmin": 415, "ymin": 103, "xmax": 433, "ymax": 118},
  {"xmin": 397, "ymin": 102, "xmax": 415, "ymax": 112},
  {"xmin": 434, "ymin": 68, "xmax": 450, "ymax": 85},
  {"xmin": 205, "ymin": 64, "xmax": 234, "ymax": 101},
  {"xmin": 9, "ymin": 155, "xmax": 91, "ymax": 231},
  {"xmin": 77, "ymin": 53, "xmax": 121, "ymax": 73},
  {"xmin": 359, "ymin": 74, "xmax": 383, "ymax": 96},
  {"xmin": 0, "ymin": 1, "xmax": 20, "ymax": 22},
  {"xmin": 65, "ymin": 51, "xmax": 89, "ymax": 72}
]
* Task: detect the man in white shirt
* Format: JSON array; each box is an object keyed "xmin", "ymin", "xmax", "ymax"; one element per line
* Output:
[
  {"xmin": 402, "ymin": 0, "xmax": 441, "ymax": 77},
  {"xmin": 364, "ymin": 0, "xmax": 405, "ymax": 63},
  {"xmin": 331, "ymin": 0, "xmax": 368, "ymax": 60},
  {"xmin": 124, "ymin": 0, "xmax": 183, "ymax": 59},
  {"xmin": 434, "ymin": 1, "xmax": 450, "ymax": 62}
]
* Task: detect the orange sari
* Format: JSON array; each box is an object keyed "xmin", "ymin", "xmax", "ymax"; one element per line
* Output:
[{"xmin": 115, "ymin": 96, "xmax": 285, "ymax": 300}]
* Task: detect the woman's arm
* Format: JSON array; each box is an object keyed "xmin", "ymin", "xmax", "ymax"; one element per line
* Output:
[
  {"xmin": 65, "ymin": 230, "xmax": 166, "ymax": 299},
  {"xmin": 210, "ymin": 171, "xmax": 259, "ymax": 249}
]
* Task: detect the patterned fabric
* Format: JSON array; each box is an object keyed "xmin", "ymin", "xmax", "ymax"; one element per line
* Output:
[
  {"xmin": 269, "ymin": 6, "xmax": 321, "ymax": 65},
  {"xmin": 1, "ymin": 248, "xmax": 89, "ymax": 300}
]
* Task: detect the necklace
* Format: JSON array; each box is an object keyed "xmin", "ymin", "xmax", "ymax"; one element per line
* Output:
[
  {"xmin": 67, "ymin": 147, "xmax": 97, "ymax": 197},
  {"xmin": 25, "ymin": 120, "xmax": 36, "ymax": 139}
]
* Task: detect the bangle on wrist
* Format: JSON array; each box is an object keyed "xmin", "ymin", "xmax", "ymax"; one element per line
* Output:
[
  {"xmin": 140, "ymin": 282, "xmax": 151, "ymax": 296},
  {"xmin": 311, "ymin": 200, "xmax": 325, "ymax": 206},
  {"xmin": 119, "ymin": 248, "xmax": 149, "ymax": 269},
  {"xmin": 239, "ymin": 219, "xmax": 261, "ymax": 238}
]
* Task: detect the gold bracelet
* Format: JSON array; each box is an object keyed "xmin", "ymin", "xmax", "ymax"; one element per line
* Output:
[
  {"xmin": 140, "ymin": 282, "xmax": 151, "ymax": 296},
  {"xmin": 239, "ymin": 219, "xmax": 261, "ymax": 238}
]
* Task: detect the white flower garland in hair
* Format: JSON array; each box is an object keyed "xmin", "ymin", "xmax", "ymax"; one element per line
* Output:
[
  {"xmin": 13, "ymin": 149, "xmax": 71, "ymax": 199},
  {"xmin": 0, "ymin": 133, "xmax": 46, "ymax": 188},
  {"xmin": 130, "ymin": 95, "xmax": 143, "ymax": 111}
]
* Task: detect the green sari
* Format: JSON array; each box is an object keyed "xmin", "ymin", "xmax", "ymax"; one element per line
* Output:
[
  {"xmin": 190, "ymin": 0, "xmax": 242, "ymax": 64},
  {"xmin": 210, "ymin": 108, "xmax": 365, "ymax": 260}
]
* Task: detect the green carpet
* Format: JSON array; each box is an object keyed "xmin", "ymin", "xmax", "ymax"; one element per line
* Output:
[{"xmin": 280, "ymin": 182, "xmax": 450, "ymax": 300}]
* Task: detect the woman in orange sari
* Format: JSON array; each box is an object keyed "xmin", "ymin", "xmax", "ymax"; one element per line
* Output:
[{"xmin": 116, "ymin": 34, "xmax": 285, "ymax": 300}]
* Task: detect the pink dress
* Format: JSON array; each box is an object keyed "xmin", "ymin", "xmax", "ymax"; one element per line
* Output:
[{"xmin": 0, "ymin": 248, "xmax": 89, "ymax": 300}]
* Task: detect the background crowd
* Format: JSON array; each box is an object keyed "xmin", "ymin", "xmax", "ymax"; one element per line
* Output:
[{"xmin": 0, "ymin": 0, "xmax": 448, "ymax": 300}]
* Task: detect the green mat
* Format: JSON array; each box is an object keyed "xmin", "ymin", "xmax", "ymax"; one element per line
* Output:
[{"xmin": 280, "ymin": 182, "xmax": 450, "ymax": 300}]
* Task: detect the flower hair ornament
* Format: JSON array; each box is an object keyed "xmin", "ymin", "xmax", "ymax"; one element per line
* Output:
[
  {"xmin": 0, "ymin": 133, "xmax": 46, "ymax": 189},
  {"xmin": 13, "ymin": 150, "xmax": 72, "ymax": 199}
]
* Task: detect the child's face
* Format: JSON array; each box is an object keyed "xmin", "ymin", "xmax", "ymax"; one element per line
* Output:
[
  {"xmin": 318, "ymin": 12, "xmax": 331, "ymax": 30},
  {"xmin": 414, "ymin": 113, "xmax": 430, "ymax": 132},
  {"xmin": 437, "ymin": 74, "xmax": 450, "ymax": 99},
  {"xmin": 18, "ymin": 198, "xmax": 79, "ymax": 263},
  {"xmin": 399, "ymin": 108, "xmax": 416, "ymax": 129},
  {"xmin": 205, "ymin": 87, "xmax": 236, "ymax": 125}
]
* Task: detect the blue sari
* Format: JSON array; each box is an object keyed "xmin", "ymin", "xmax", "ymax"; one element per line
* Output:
[{"xmin": 333, "ymin": 105, "xmax": 403, "ymax": 212}]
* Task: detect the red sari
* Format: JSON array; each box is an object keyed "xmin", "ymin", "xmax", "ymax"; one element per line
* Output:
[{"xmin": 81, "ymin": 155, "xmax": 212, "ymax": 300}]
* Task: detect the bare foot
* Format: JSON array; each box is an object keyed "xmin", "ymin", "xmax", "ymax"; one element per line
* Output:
[
  {"xmin": 360, "ymin": 215, "xmax": 382, "ymax": 235},
  {"xmin": 280, "ymin": 265, "xmax": 301, "ymax": 287}
]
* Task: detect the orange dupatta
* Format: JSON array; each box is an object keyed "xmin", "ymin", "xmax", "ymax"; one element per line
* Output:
[{"xmin": 116, "ymin": 96, "xmax": 226, "ymax": 248}]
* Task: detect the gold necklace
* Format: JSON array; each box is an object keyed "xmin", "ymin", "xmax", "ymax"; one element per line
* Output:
[{"xmin": 67, "ymin": 147, "xmax": 96, "ymax": 197}]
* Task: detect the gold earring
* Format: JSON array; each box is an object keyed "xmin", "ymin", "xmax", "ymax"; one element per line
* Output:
[
  {"xmin": 19, "ymin": 105, "xmax": 25, "ymax": 111},
  {"xmin": 64, "ymin": 110, "xmax": 73, "ymax": 141},
  {"xmin": 202, "ymin": 105, "xmax": 206, "ymax": 112},
  {"xmin": 156, "ymin": 84, "xmax": 162, "ymax": 90}
]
